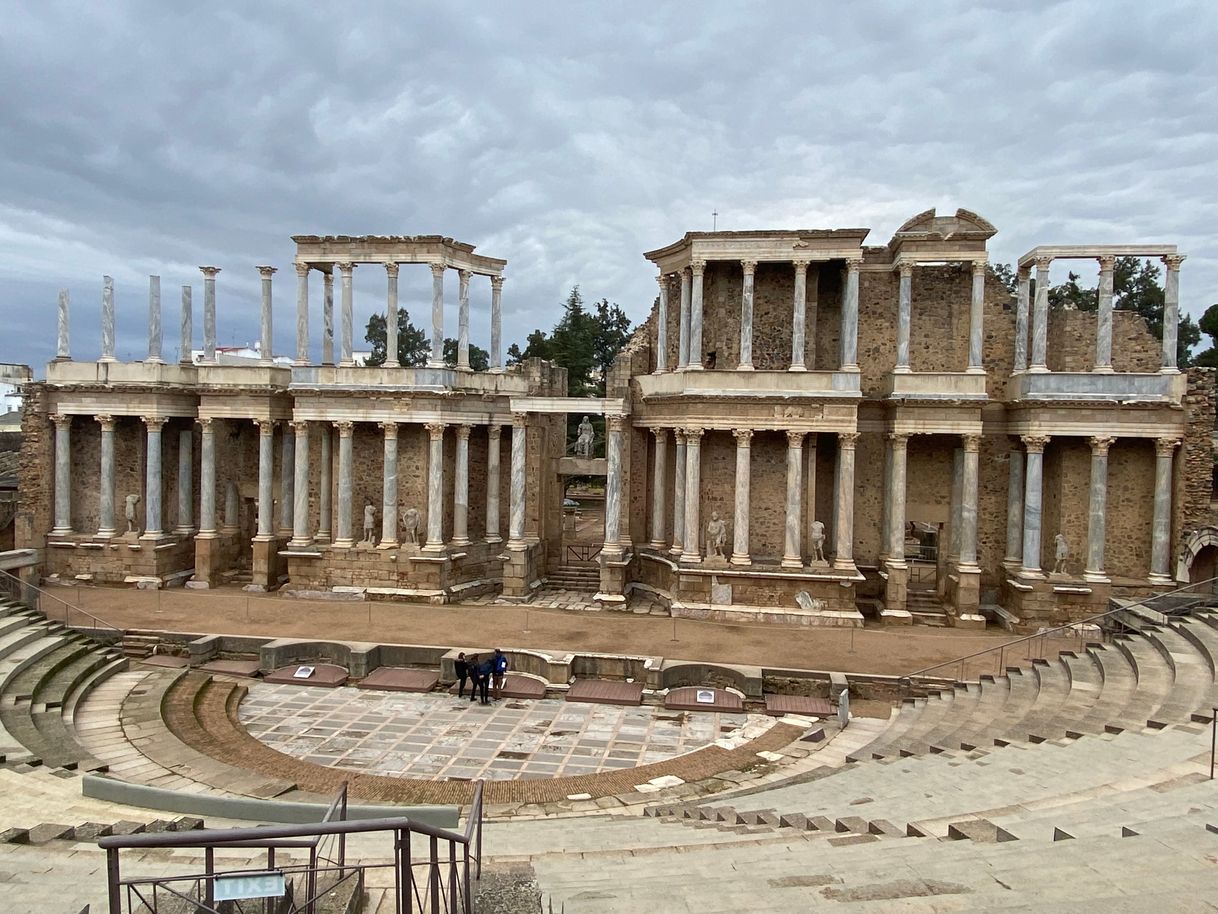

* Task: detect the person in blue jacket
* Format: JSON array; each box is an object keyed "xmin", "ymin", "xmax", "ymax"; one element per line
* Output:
[{"xmin": 492, "ymin": 648, "xmax": 509, "ymax": 700}]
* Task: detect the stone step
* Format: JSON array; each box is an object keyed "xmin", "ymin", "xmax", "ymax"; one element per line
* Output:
[
  {"xmin": 1108, "ymin": 634, "xmax": 1175, "ymax": 731},
  {"xmin": 1142, "ymin": 625, "xmax": 1213, "ymax": 726},
  {"xmin": 1067, "ymin": 645, "xmax": 1137, "ymax": 737},
  {"xmin": 941, "ymin": 674, "xmax": 1012, "ymax": 751}
]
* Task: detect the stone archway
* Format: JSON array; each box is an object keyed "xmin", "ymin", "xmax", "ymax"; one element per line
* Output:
[{"xmin": 1175, "ymin": 525, "xmax": 1218, "ymax": 586}]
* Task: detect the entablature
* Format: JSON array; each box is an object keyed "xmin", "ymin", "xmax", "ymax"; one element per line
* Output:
[
  {"xmin": 292, "ymin": 235, "xmax": 506, "ymax": 276},
  {"xmin": 644, "ymin": 229, "xmax": 869, "ymax": 275},
  {"xmin": 1011, "ymin": 370, "xmax": 1184, "ymax": 405},
  {"xmin": 51, "ymin": 390, "xmax": 198, "ymax": 419},
  {"xmin": 883, "ymin": 371, "xmax": 988, "ymax": 402},
  {"xmin": 630, "ymin": 399, "xmax": 857, "ymax": 435},
  {"xmin": 999, "ymin": 401, "xmax": 1184, "ymax": 440},
  {"xmin": 636, "ymin": 369, "xmax": 860, "ymax": 401},
  {"xmin": 1017, "ymin": 244, "xmax": 1178, "ymax": 269},
  {"xmin": 289, "ymin": 365, "xmax": 530, "ymax": 396}
]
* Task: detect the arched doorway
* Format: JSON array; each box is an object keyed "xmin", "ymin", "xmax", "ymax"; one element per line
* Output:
[{"xmin": 1176, "ymin": 526, "xmax": 1218, "ymax": 591}]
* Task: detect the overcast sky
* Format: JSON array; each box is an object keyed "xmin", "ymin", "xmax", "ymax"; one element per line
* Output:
[{"xmin": 1, "ymin": 0, "xmax": 1215, "ymax": 370}]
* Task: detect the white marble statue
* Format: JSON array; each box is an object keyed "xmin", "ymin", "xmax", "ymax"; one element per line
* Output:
[
  {"xmin": 575, "ymin": 416, "xmax": 595, "ymax": 458},
  {"xmin": 706, "ymin": 511, "xmax": 727, "ymax": 559},
  {"xmin": 362, "ymin": 503, "xmax": 376, "ymax": 545},
  {"xmin": 401, "ymin": 507, "xmax": 420, "ymax": 546},
  {"xmin": 810, "ymin": 519, "xmax": 826, "ymax": 563},
  {"xmin": 837, "ymin": 688, "xmax": 850, "ymax": 729},
  {"xmin": 124, "ymin": 494, "xmax": 140, "ymax": 533},
  {"xmin": 1054, "ymin": 533, "xmax": 1069, "ymax": 574}
]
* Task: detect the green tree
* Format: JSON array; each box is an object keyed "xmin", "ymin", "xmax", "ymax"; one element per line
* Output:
[
  {"xmin": 441, "ymin": 337, "xmax": 489, "ymax": 371},
  {"xmin": 1192, "ymin": 304, "xmax": 1218, "ymax": 367},
  {"xmin": 1048, "ymin": 271, "xmax": 1098, "ymax": 312},
  {"xmin": 363, "ymin": 308, "xmax": 430, "ymax": 366},
  {"xmin": 990, "ymin": 263, "xmax": 1017, "ymax": 295},
  {"xmin": 591, "ymin": 298, "xmax": 632, "ymax": 392}
]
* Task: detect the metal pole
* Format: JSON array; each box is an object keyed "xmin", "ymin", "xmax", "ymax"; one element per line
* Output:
[
  {"xmin": 849, "ymin": 625, "xmax": 855, "ymax": 653},
  {"xmin": 204, "ymin": 846, "xmax": 215, "ymax": 909},
  {"xmin": 1211, "ymin": 707, "xmax": 1216, "ymax": 781},
  {"xmin": 670, "ymin": 615, "xmax": 678, "ymax": 642},
  {"xmin": 106, "ymin": 847, "xmax": 122, "ymax": 914},
  {"xmin": 523, "ymin": 608, "xmax": 530, "ymax": 634},
  {"xmin": 429, "ymin": 835, "xmax": 441, "ymax": 913},
  {"xmin": 449, "ymin": 841, "xmax": 458, "ymax": 913}
]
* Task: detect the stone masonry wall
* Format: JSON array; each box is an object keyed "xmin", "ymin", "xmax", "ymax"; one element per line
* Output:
[
  {"xmin": 1178, "ymin": 369, "xmax": 1217, "ymax": 550},
  {"xmin": 16, "ymin": 383, "xmax": 51, "ymax": 550}
]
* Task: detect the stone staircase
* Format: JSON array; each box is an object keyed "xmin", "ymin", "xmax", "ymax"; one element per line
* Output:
[
  {"xmin": 905, "ymin": 590, "xmax": 949, "ymax": 626},
  {"xmin": 542, "ymin": 563, "xmax": 600, "ymax": 592}
]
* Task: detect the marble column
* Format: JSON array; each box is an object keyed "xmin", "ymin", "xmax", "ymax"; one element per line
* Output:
[
  {"xmin": 100, "ymin": 275, "xmax": 116, "ymax": 362},
  {"xmin": 295, "ymin": 263, "xmax": 310, "ymax": 366},
  {"xmin": 485, "ymin": 425, "xmax": 502, "ymax": 542},
  {"xmin": 179, "ymin": 285, "xmax": 192, "ymax": 366},
  {"xmin": 508, "ymin": 413, "xmax": 527, "ymax": 548},
  {"xmin": 677, "ymin": 269, "xmax": 691, "ymax": 370},
  {"xmin": 653, "ymin": 274, "xmax": 669, "ymax": 374},
  {"xmin": 384, "ymin": 263, "xmax": 399, "ymax": 367},
  {"xmin": 730, "ymin": 429, "xmax": 752, "ymax": 565},
  {"xmin": 894, "ymin": 259, "xmax": 913, "ymax": 372},
  {"xmin": 1162, "ymin": 254, "xmax": 1185, "ymax": 370},
  {"xmin": 322, "ymin": 271, "xmax": 335, "ymax": 366},
  {"xmin": 670, "ymin": 430, "xmax": 687, "ymax": 557},
  {"xmin": 424, "ymin": 423, "xmax": 445, "ymax": 550},
  {"xmin": 338, "ymin": 263, "xmax": 355, "ymax": 367},
  {"xmin": 334, "ymin": 421, "xmax": 354, "ymax": 547},
  {"xmin": 290, "ymin": 421, "xmax": 311, "ymax": 547},
  {"xmin": 1014, "ymin": 266, "xmax": 1031, "ymax": 371},
  {"xmin": 429, "ymin": 264, "xmax": 446, "ymax": 368},
  {"xmin": 224, "ymin": 478, "xmax": 239, "ymax": 533},
  {"xmin": 805, "ymin": 434, "xmax": 819, "ymax": 553},
  {"xmin": 604, "ymin": 416, "xmax": 625, "ymax": 557},
  {"xmin": 55, "ymin": 289, "xmax": 71, "ymax": 361},
  {"xmin": 143, "ymin": 416, "xmax": 166, "ymax": 538},
  {"xmin": 649, "ymin": 428, "xmax": 668, "ymax": 548},
  {"xmin": 833, "ymin": 432, "xmax": 859, "ymax": 568},
  {"xmin": 1004, "ymin": 444, "xmax": 1024, "ymax": 565},
  {"xmin": 790, "ymin": 260, "xmax": 808, "ymax": 371},
  {"xmin": 200, "ymin": 267, "xmax": 219, "ymax": 363},
  {"xmin": 380, "ymin": 422, "xmax": 399, "ymax": 547},
  {"xmin": 452, "ymin": 424, "xmax": 471, "ymax": 546},
  {"xmin": 176, "ymin": 426, "xmax": 193, "ymax": 534},
  {"xmin": 680, "ymin": 428, "xmax": 703, "ymax": 562},
  {"xmin": 51, "ymin": 416, "xmax": 72, "ymax": 535},
  {"xmin": 1150, "ymin": 437, "xmax": 1179, "ymax": 583},
  {"xmin": 1020, "ymin": 435, "xmax": 1049, "ymax": 575},
  {"xmin": 781, "ymin": 431, "xmax": 805, "ymax": 568},
  {"xmin": 1030, "ymin": 256, "xmax": 1051, "ymax": 371},
  {"xmin": 688, "ymin": 261, "xmax": 705, "ymax": 370},
  {"xmin": 879, "ymin": 437, "xmax": 892, "ymax": 563},
  {"xmin": 949, "ymin": 448, "xmax": 963, "ymax": 560},
  {"xmin": 97, "ymin": 415, "xmax": 116, "ymax": 537},
  {"xmin": 967, "ymin": 262, "xmax": 986, "ymax": 372},
  {"xmin": 490, "ymin": 277, "xmax": 504, "ymax": 372},
  {"xmin": 318, "ymin": 426, "xmax": 333, "ymax": 542},
  {"xmin": 278, "ymin": 424, "xmax": 294, "ymax": 536},
  {"xmin": 807, "ymin": 268, "xmax": 820, "ymax": 370},
  {"xmin": 840, "ymin": 258, "xmax": 860, "ymax": 370},
  {"xmin": 256, "ymin": 266, "xmax": 276, "ymax": 363},
  {"xmin": 147, "ymin": 275, "xmax": 163, "ymax": 363},
  {"xmin": 1084, "ymin": 436, "xmax": 1115, "ymax": 581},
  {"xmin": 457, "ymin": 270, "xmax": 471, "ymax": 370},
  {"xmin": 1095, "ymin": 256, "xmax": 1115, "ymax": 372},
  {"xmin": 198, "ymin": 418, "xmax": 216, "ymax": 537},
  {"xmin": 887, "ymin": 433, "xmax": 910, "ymax": 565},
  {"xmin": 959, "ymin": 434, "xmax": 980, "ymax": 568},
  {"xmin": 254, "ymin": 420, "xmax": 274, "ymax": 540},
  {"xmin": 738, "ymin": 260, "xmax": 756, "ymax": 370}
]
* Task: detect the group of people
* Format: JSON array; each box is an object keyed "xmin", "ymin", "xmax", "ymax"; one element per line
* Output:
[{"xmin": 454, "ymin": 649, "xmax": 509, "ymax": 705}]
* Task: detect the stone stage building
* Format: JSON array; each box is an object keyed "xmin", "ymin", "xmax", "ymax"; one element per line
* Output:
[{"xmin": 17, "ymin": 212, "xmax": 1217, "ymax": 630}]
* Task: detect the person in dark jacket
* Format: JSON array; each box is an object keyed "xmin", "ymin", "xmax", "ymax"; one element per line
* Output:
[
  {"xmin": 466, "ymin": 654, "xmax": 481, "ymax": 703},
  {"xmin": 476, "ymin": 655, "xmax": 493, "ymax": 705},
  {"xmin": 492, "ymin": 648, "xmax": 509, "ymax": 700},
  {"xmin": 454, "ymin": 652, "xmax": 469, "ymax": 699}
]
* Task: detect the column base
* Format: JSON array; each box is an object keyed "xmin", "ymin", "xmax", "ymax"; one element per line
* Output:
[
  {"xmin": 787, "ymin": 364, "xmax": 807, "ymax": 372},
  {"xmin": 1083, "ymin": 570, "xmax": 1110, "ymax": 583},
  {"xmin": 332, "ymin": 538, "xmax": 355, "ymax": 549},
  {"xmin": 485, "ymin": 535, "xmax": 503, "ymax": 545},
  {"xmin": 1019, "ymin": 566, "xmax": 1045, "ymax": 580},
  {"xmin": 423, "ymin": 542, "xmax": 445, "ymax": 553},
  {"xmin": 1148, "ymin": 573, "xmax": 1174, "ymax": 585},
  {"xmin": 648, "ymin": 539, "xmax": 667, "ymax": 550},
  {"xmin": 506, "ymin": 540, "xmax": 527, "ymax": 552},
  {"xmin": 736, "ymin": 364, "xmax": 754, "ymax": 371},
  {"xmin": 251, "ymin": 533, "xmax": 275, "ymax": 543},
  {"xmin": 965, "ymin": 365, "xmax": 986, "ymax": 375},
  {"xmin": 97, "ymin": 527, "xmax": 118, "ymax": 539},
  {"xmin": 652, "ymin": 368, "xmax": 667, "ymax": 375},
  {"xmin": 376, "ymin": 540, "xmax": 399, "ymax": 550},
  {"xmin": 288, "ymin": 537, "xmax": 314, "ymax": 549},
  {"xmin": 50, "ymin": 527, "xmax": 73, "ymax": 537},
  {"xmin": 833, "ymin": 558, "xmax": 857, "ymax": 573},
  {"xmin": 602, "ymin": 544, "xmax": 625, "ymax": 560},
  {"xmin": 174, "ymin": 525, "xmax": 196, "ymax": 536},
  {"xmin": 686, "ymin": 364, "xmax": 704, "ymax": 372},
  {"xmin": 729, "ymin": 553, "xmax": 751, "ymax": 566},
  {"xmin": 679, "ymin": 551, "xmax": 702, "ymax": 564},
  {"xmin": 1093, "ymin": 365, "xmax": 1115, "ymax": 374},
  {"xmin": 450, "ymin": 537, "xmax": 472, "ymax": 547},
  {"xmin": 426, "ymin": 359, "xmax": 444, "ymax": 369},
  {"xmin": 1002, "ymin": 556, "xmax": 1022, "ymax": 570},
  {"xmin": 195, "ymin": 530, "xmax": 219, "ymax": 540},
  {"xmin": 669, "ymin": 544, "xmax": 684, "ymax": 557},
  {"xmin": 293, "ymin": 358, "xmax": 309, "ymax": 367},
  {"xmin": 1158, "ymin": 367, "xmax": 1182, "ymax": 375},
  {"xmin": 780, "ymin": 556, "xmax": 803, "ymax": 569},
  {"xmin": 892, "ymin": 365, "xmax": 912, "ymax": 374},
  {"xmin": 1027, "ymin": 365, "xmax": 1049, "ymax": 374}
]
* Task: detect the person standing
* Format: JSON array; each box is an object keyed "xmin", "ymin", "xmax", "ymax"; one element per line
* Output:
[
  {"xmin": 454, "ymin": 652, "xmax": 470, "ymax": 699},
  {"xmin": 476, "ymin": 654, "xmax": 493, "ymax": 705},
  {"xmin": 492, "ymin": 648, "xmax": 509, "ymax": 700},
  {"xmin": 466, "ymin": 654, "xmax": 481, "ymax": 703}
]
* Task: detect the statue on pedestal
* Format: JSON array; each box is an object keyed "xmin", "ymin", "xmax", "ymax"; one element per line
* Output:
[
  {"xmin": 706, "ymin": 511, "xmax": 727, "ymax": 560},
  {"xmin": 362, "ymin": 503, "xmax": 377, "ymax": 546},
  {"xmin": 1053, "ymin": 533, "xmax": 1069, "ymax": 574},
  {"xmin": 574, "ymin": 416, "xmax": 595, "ymax": 458},
  {"xmin": 401, "ymin": 507, "xmax": 420, "ymax": 546},
  {"xmin": 124, "ymin": 494, "xmax": 140, "ymax": 534},
  {"xmin": 810, "ymin": 519, "xmax": 826, "ymax": 564}
]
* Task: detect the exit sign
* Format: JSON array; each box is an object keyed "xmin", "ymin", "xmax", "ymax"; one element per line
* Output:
[{"xmin": 214, "ymin": 871, "xmax": 286, "ymax": 901}]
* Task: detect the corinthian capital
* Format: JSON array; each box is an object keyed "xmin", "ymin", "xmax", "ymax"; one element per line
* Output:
[
  {"xmin": 1021, "ymin": 434, "xmax": 1050, "ymax": 454},
  {"xmin": 1162, "ymin": 254, "xmax": 1186, "ymax": 271},
  {"xmin": 1155, "ymin": 437, "xmax": 1180, "ymax": 457},
  {"xmin": 1089, "ymin": 435, "xmax": 1116, "ymax": 455}
]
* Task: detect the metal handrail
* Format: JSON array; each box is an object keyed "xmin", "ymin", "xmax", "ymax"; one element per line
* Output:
[
  {"xmin": 0, "ymin": 567, "xmax": 122, "ymax": 636},
  {"xmin": 903, "ymin": 575, "xmax": 1218, "ymax": 684}
]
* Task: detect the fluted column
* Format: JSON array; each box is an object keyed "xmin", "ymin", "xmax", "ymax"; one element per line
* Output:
[
  {"xmin": 322, "ymin": 271, "xmax": 335, "ymax": 366},
  {"xmin": 649, "ymin": 428, "xmax": 668, "ymax": 548},
  {"xmin": 508, "ymin": 413, "xmax": 527, "ymax": 549},
  {"xmin": 1030, "ymin": 256, "xmax": 1051, "ymax": 371},
  {"xmin": 805, "ymin": 434, "xmax": 819, "ymax": 554},
  {"xmin": 833, "ymin": 432, "xmax": 859, "ymax": 569},
  {"xmin": 680, "ymin": 428, "xmax": 703, "ymax": 562},
  {"xmin": 806, "ymin": 268, "xmax": 820, "ymax": 370},
  {"xmin": 99, "ymin": 275, "xmax": 116, "ymax": 362},
  {"xmin": 198, "ymin": 418, "xmax": 217, "ymax": 537},
  {"xmin": 290, "ymin": 421, "xmax": 311, "ymax": 547},
  {"xmin": 179, "ymin": 285, "xmax": 192, "ymax": 365},
  {"xmin": 338, "ymin": 263, "xmax": 355, "ymax": 367},
  {"xmin": 200, "ymin": 267, "xmax": 219, "ymax": 363},
  {"xmin": 688, "ymin": 261, "xmax": 705, "ymax": 370},
  {"xmin": 959, "ymin": 434, "xmax": 981, "ymax": 568},
  {"xmin": 782, "ymin": 431, "xmax": 805, "ymax": 568},
  {"xmin": 1084, "ymin": 436, "xmax": 1115, "ymax": 581},
  {"xmin": 147, "ymin": 275, "xmax": 163, "ymax": 363},
  {"xmin": 278, "ymin": 424, "xmax": 294, "ymax": 536},
  {"xmin": 887, "ymin": 433, "xmax": 910, "ymax": 566},
  {"xmin": 967, "ymin": 262, "xmax": 986, "ymax": 372},
  {"xmin": 730, "ymin": 429, "xmax": 752, "ymax": 565},
  {"xmin": 142, "ymin": 416, "xmax": 167, "ymax": 538},
  {"xmin": 317, "ymin": 425, "xmax": 333, "ymax": 542},
  {"xmin": 176, "ymin": 426, "xmax": 194, "ymax": 534},
  {"xmin": 1150, "ymin": 437, "xmax": 1179, "ymax": 583},
  {"xmin": 384, "ymin": 263, "xmax": 399, "ymax": 367},
  {"xmin": 1004, "ymin": 443, "xmax": 1024, "ymax": 566},
  {"xmin": 894, "ymin": 259, "xmax": 913, "ymax": 372},
  {"xmin": 429, "ymin": 264, "xmax": 446, "ymax": 368},
  {"xmin": 653, "ymin": 274, "xmax": 669, "ymax": 374},
  {"xmin": 677, "ymin": 269, "xmax": 691, "ymax": 370},
  {"xmin": 51, "ymin": 415, "xmax": 72, "ymax": 535},
  {"xmin": 334, "ymin": 421, "xmax": 354, "ymax": 547},
  {"xmin": 489, "ymin": 277, "xmax": 504, "ymax": 371},
  {"xmin": 840, "ymin": 257, "xmax": 860, "ymax": 370},
  {"xmin": 380, "ymin": 422, "xmax": 399, "ymax": 547},
  {"xmin": 670, "ymin": 430, "xmax": 687, "ymax": 557},
  {"xmin": 424, "ymin": 423, "xmax": 446, "ymax": 551},
  {"xmin": 1162, "ymin": 254, "xmax": 1185, "ymax": 371},
  {"xmin": 256, "ymin": 266, "xmax": 275, "ymax": 363},
  {"xmin": 790, "ymin": 259, "xmax": 807, "ymax": 371},
  {"xmin": 604, "ymin": 416, "xmax": 625, "ymax": 557},
  {"xmin": 457, "ymin": 270, "xmax": 471, "ymax": 370},
  {"xmin": 295, "ymin": 263, "xmax": 310, "ymax": 366},
  {"xmin": 56, "ymin": 289, "xmax": 71, "ymax": 361},
  {"xmin": 485, "ymin": 425, "xmax": 502, "ymax": 542},
  {"xmin": 738, "ymin": 260, "xmax": 756, "ymax": 370},
  {"xmin": 1095, "ymin": 256, "xmax": 1115, "ymax": 372},
  {"xmin": 452, "ymin": 424, "xmax": 471, "ymax": 546},
  {"xmin": 97, "ymin": 415, "xmax": 117, "ymax": 536},
  {"xmin": 1014, "ymin": 265, "xmax": 1031, "ymax": 371},
  {"xmin": 1020, "ymin": 435, "xmax": 1049, "ymax": 575},
  {"xmin": 253, "ymin": 420, "xmax": 274, "ymax": 540}
]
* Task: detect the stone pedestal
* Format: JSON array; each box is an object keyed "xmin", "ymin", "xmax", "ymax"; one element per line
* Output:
[
  {"xmin": 883, "ymin": 561, "xmax": 908, "ymax": 613},
  {"xmin": 249, "ymin": 536, "xmax": 286, "ymax": 592}
]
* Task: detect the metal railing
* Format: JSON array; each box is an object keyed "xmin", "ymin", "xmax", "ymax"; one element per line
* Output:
[
  {"xmin": 901, "ymin": 576, "xmax": 1218, "ymax": 689},
  {"xmin": 100, "ymin": 781, "xmax": 483, "ymax": 914},
  {"xmin": 564, "ymin": 543, "xmax": 603, "ymax": 564},
  {"xmin": 0, "ymin": 567, "xmax": 122, "ymax": 637}
]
